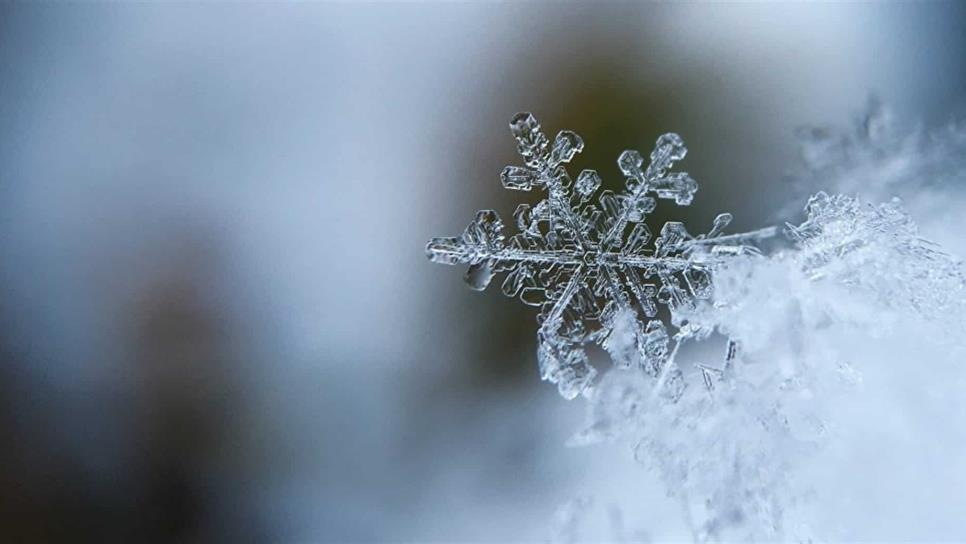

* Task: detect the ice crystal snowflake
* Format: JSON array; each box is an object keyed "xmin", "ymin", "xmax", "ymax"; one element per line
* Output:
[{"xmin": 427, "ymin": 113, "xmax": 774, "ymax": 399}]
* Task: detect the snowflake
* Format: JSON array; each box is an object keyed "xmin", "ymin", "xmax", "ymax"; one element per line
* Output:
[{"xmin": 426, "ymin": 113, "xmax": 775, "ymax": 399}]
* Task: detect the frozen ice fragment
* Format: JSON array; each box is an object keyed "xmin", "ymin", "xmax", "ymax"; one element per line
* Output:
[
  {"xmin": 709, "ymin": 213, "xmax": 733, "ymax": 238},
  {"xmin": 538, "ymin": 341, "xmax": 596, "ymax": 400},
  {"xmin": 652, "ymin": 172, "xmax": 698, "ymax": 205},
  {"xmin": 599, "ymin": 191, "xmax": 625, "ymax": 218},
  {"xmin": 618, "ymin": 149, "xmax": 645, "ymax": 177},
  {"xmin": 627, "ymin": 196, "xmax": 656, "ymax": 222},
  {"xmin": 648, "ymin": 133, "xmax": 687, "ymax": 177},
  {"xmin": 510, "ymin": 111, "xmax": 540, "ymax": 140},
  {"xmin": 501, "ymin": 165, "xmax": 536, "ymax": 191},
  {"xmin": 510, "ymin": 112, "xmax": 549, "ymax": 161},
  {"xmin": 465, "ymin": 261, "xmax": 494, "ymax": 291},
  {"xmin": 425, "ymin": 236, "xmax": 464, "ymax": 265},
  {"xmin": 575, "ymin": 169, "xmax": 602, "ymax": 198},
  {"xmin": 514, "ymin": 203, "xmax": 532, "ymax": 232},
  {"xmin": 684, "ymin": 266, "xmax": 713, "ymax": 299},
  {"xmin": 553, "ymin": 165, "xmax": 573, "ymax": 190},
  {"xmin": 624, "ymin": 223, "xmax": 652, "ymax": 253},
  {"xmin": 656, "ymin": 222, "xmax": 692, "ymax": 255},
  {"xmin": 464, "ymin": 210, "xmax": 505, "ymax": 248},
  {"xmin": 551, "ymin": 130, "xmax": 585, "ymax": 165},
  {"xmin": 501, "ymin": 264, "xmax": 529, "ymax": 297},
  {"xmin": 521, "ymin": 287, "xmax": 546, "ymax": 306}
]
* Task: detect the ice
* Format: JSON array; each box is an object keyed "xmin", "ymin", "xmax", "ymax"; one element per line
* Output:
[{"xmin": 427, "ymin": 113, "xmax": 773, "ymax": 399}]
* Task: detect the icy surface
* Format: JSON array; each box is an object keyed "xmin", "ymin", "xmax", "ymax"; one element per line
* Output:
[{"xmin": 427, "ymin": 113, "xmax": 774, "ymax": 399}]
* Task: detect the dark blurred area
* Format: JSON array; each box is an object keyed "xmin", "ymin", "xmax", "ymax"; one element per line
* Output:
[{"xmin": 0, "ymin": 3, "xmax": 964, "ymax": 541}]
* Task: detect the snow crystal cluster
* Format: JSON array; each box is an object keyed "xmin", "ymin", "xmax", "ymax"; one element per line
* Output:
[
  {"xmin": 427, "ymin": 109, "xmax": 966, "ymax": 541},
  {"xmin": 791, "ymin": 98, "xmax": 966, "ymax": 257}
]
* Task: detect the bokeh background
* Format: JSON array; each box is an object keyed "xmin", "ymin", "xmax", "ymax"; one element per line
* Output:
[{"xmin": 1, "ymin": 3, "xmax": 965, "ymax": 541}]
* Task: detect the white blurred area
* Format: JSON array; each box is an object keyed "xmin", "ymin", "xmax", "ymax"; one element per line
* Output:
[{"xmin": 0, "ymin": 3, "xmax": 963, "ymax": 541}]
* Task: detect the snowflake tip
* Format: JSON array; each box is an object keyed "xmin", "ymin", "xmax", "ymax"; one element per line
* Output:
[
  {"xmin": 551, "ymin": 130, "xmax": 584, "ymax": 165},
  {"xmin": 650, "ymin": 133, "xmax": 688, "ymax": 175},
  {"xmin": 509, "ymin": 112, "xmax": 548, "ymax": 160},
  {"xmin": 509, "ymin": 111, "xmax": 538, "ymax": 136},
  {"xmin": 425, "ymin": 210, "xmax": 505, "ymax": 267},
  {"xmin": 709, "ymin": 213, "xmax": 733, "ymax": 237}
]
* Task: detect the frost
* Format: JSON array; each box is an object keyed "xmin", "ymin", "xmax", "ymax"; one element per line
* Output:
[
  {"xmin": 789, "ymin": 98, "xmax": 966, "ymax": 250},
  {"xmin": 786, "ymin": 191, "xmax": 966, "ymax": 321},
  {"xmin": 574, "ymin": 191, "xmax": 966, "ymax": 541},
  {"xmin": 427, "ymin": 113, "xmax": 775, "ymax": 399}
]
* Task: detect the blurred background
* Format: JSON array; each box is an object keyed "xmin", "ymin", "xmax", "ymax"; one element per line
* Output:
[{"xmin": 0, "ymin": 3, "xmax": 964, "ymax": 542}]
